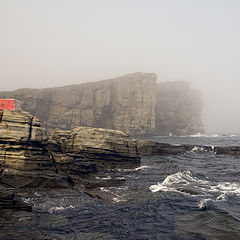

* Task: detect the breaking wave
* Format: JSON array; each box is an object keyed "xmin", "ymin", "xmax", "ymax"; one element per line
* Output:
[{"xmin": 149, "ymin": 170, "xmax": 240, "ymax": 207}]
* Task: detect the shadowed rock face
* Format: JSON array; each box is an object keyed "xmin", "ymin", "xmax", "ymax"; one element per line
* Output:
[
  {"xmin": 155, "ymin": 81, "xmax": 204, "ymax": 136},
  {"xmin": 0, "ymin": 73, "xmax": 204, "ymax": 136}
]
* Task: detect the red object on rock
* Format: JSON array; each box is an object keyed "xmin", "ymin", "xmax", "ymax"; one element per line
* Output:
[{"xmin": 0, "ymin": 99, "xmax": 22, "ymax": 110}]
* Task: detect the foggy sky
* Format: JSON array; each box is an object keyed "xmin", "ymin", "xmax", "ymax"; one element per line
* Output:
[{"xmin": 1, "ymin": 0, "xmax": 240, "ymax": 134}]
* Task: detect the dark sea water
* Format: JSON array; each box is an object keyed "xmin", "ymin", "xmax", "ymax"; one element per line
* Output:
[{"xmin": 1, "ymin": 135, "xmax": 240, "ymax": 240}]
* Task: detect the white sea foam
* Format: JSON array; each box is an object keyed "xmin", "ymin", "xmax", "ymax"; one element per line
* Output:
[
  {"xmin": 100, "ymin": 187, "xmax": 127, "ymax": 202},
  {"xmin": 115, "ymin": 165, "xmax": 150, "ymax": 172},
  {"xmin": 134, "ymin": 165, "xmax": 150, "ymax": 170},
  {"xmin": 149, "ymin": 170, "xmax": 240, "ymax": 205},
  {"xmin": 95, "ymin": 175, "xmax": 112, "ymax": 180},
  {"xmin": 209, "ymin": 182, "xmax": 240, "ymax": 195},
  {"xmin": 190, "ymin": 146, "xmax": 205, "ymax": 152},
  {"xmin": 197, "ymin": 198, "xmax": 212, "ymax": 208},
  {"xmin": 189, "ymin": 133, "xmax": 220, "ymax": 138},
  {"xmin": 153, "ymin": 133, "xmax": 239, "ymax": 138},
  {"xmin": 149, "ymin": 170, "xmax": 208, "ymax": 193},
  {"xmin": 49, "ymin": 205, "xmax": 75, "ymax": 213}
]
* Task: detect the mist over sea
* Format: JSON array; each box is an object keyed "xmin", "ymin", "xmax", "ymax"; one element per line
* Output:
[{"xmin": 1, "ymin": 134, "xmax": 240, "ymax": 240}]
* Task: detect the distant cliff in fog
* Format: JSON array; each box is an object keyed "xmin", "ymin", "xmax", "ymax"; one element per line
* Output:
[
  {"xmin": 156, "ymin": 81, "xmax": 204, "ymax": 135},
  {"xmin": 0, "ymin": 73, "xmax": 204, "ymax": 136}
]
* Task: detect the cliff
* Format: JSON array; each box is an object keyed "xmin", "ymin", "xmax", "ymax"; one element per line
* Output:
[
  {"xmin": 155, "ymin": 81, "xmax": 204, "ymax": 135},
  {"xmin": 0, "ymin": 73, "xmax": 204, "ymax": 136},
  {"xmin": 0, "ymin": 73, "xmax": 156, "ymax": 136}
]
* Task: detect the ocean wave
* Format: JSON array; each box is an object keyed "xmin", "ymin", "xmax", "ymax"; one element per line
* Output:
[
  {"xmin": 149, "ymin": 170, "xmax": 240, "ymax": 203},
  {"xmin": 149, "ymin": 170, "xmax": 209, "ymax": 194}
]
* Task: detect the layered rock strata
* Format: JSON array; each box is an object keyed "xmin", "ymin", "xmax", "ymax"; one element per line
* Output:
[
  {"xmin": 49, "ymin": 127, "xmax": 140, "ymax": 172},
  {"xmin": 0, "ymin": 110, "xmax": 140, "ymax": 201},
  {"xmin": 0, "ymin": 110, "xmax": 71, "ymax": 188},
  {"xmin": 0, "ymin": 72, "xmax": 204, "ymax": 136},
  {"xmin": 0, "ymin": 73, "xmax": 156, "ymax": 136}
]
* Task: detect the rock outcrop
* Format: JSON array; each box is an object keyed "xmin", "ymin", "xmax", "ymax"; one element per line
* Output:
[
  {"xmin": 0, "ymin": 110, "xmax": 71, "ymax": 188},
  {"xmin": 136, "ymin": 140, "xmax": 193, "ymax": 155},
  {"xmin": 214, "ymin": 146, "xmax": 240, "ymax": 155},
  {"xmin": 0, "ymin": 110, "xmax": 140, "ymax": 194},
  {"xmin": 136, "ymin": 140, "xmax": 212, "ymax": 156},
  {"xmin": 49, "ymin": 127, "xmax": 140, "ymax": 172},
  {"xmin": 155, "ymin": 81, "xmax": 204, "ymax": 136}
]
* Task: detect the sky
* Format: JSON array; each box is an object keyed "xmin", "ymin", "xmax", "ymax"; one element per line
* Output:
[{"xmin": 0, "ymin": 0, "xmax": 240, "ymax": 134}]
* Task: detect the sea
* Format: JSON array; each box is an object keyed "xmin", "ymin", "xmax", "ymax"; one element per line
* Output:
[{"xmin": 1, "ymin": 134, "xmax": 240, "ymax": 240}]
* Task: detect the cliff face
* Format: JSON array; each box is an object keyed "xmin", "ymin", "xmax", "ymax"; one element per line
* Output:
[
  {"xmin": 0, "ymin": 73, "xmax": 204, "ymax": 136},
  {"xmin": 155, "ymin": 81, "xmax": 204, "ymax": 135},
  {"xmin": 0, "ymin": 73, "xmax": 156, "ymax": 136}
]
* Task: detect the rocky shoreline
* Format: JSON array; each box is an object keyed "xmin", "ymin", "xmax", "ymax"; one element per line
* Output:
[
  {"xmin": 0, "ymin": 110, "xmax": 239, "ymax": 213},
  {"xmin": 0, "ymin": 110, "xmax": 140, "ymax": 210}
]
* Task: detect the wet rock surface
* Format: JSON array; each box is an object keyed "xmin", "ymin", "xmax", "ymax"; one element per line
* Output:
[
  {"xmin": 0, "ymin": 185, "xmax": 32, "ymax": 211},
  {"xmin": 136, "ymin": 140, "xmax": 213, "ymax": 156},
  {"xmin": 214, "ymin": 146, "xmax": 240, "ymax": 155}
]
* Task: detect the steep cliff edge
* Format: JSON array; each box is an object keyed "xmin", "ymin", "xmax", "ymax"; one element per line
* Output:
[
  {"xmin": 0, "ymin": 73, "xmax": 204, "ymax": 136},
  {"xmin": 155, "ymin": 81, "xmax": 204, "ymax": 136},
  {"xmin": 0, "ymin": 73, "xmax": 156, "ymax": 135}
]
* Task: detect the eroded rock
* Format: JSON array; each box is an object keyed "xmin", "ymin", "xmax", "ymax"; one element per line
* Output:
[
  {"xmin": 49, "ymin": 127, "xmax": 141, "ymax": 171},
  {"xmin": 0, "ymin": 110, "xmax": 71, "ymax": 189}
]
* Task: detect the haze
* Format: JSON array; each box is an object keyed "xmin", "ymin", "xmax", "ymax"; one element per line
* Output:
[{"xmin": 1, "ymin": 0, "xmax": 240, "ymax": 134}]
